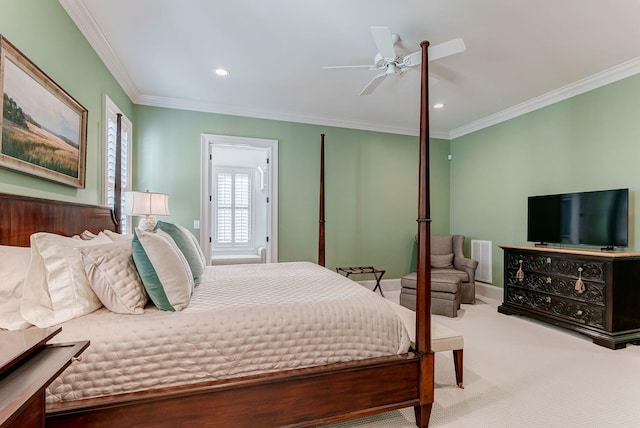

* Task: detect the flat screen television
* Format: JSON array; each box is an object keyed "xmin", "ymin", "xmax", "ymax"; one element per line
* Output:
[{"xmin": 527, "ymin": 188, "xmax": 629, "ymax": 249}]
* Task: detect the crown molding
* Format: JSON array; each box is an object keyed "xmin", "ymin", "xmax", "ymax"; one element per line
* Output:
[
  {"xmin": 137, "ymin": 94, "xmax": 431, "ymax": 137},
  {"xmin": 449, "ymin": 56, "xmax": 640, "ymax": 140},
  {"xmin": 59, "ymin": 0, "xmax": 140, "ymax": 101},
  {"xmin": 137, "ymin": 94, "xmax": 455, "ymax": 138},
  {"xmin": 428, "ymin": 129, "xmax": 450, "ymax": 139}
]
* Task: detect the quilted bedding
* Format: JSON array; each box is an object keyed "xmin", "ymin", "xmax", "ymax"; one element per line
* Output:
[{"xmin": 46, "ymin": 262, "xmax": 411, "ymax": 404}]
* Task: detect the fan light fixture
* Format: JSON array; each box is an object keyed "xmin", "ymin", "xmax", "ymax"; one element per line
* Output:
[
  {"xmin": 322, "ymin": 26, "xmax": 466, "ymax": 96},
  {"xmin": 124, "ymin": 190, "xmax": 170, "ymax": 232},
  {"xmin": 214, "ymin": 67, "xmax": 229, "ymax": 77}
]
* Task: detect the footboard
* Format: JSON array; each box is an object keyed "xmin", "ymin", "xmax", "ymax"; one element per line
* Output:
[{"xmin": 47, "ymin": 354, "xmax": 423, "ymax": 427}]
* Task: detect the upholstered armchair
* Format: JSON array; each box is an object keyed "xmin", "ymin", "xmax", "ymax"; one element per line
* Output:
[
  {"xmin": 430, "ymin": 235, "xmax": 478, "ymax": 304},
  {"xmin": 400, "ymin": 235, "xmax": 479, "ymax": 313}
]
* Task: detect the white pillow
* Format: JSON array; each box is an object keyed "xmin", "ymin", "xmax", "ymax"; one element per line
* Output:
[
  {"xmin": 102, "ymin": 229, "xmax": 134, "ymax": 242},
  {"xmin": 0, "ymin": 245, "xmax": 33, "ymax": 330},
  {"xmin": 21, "ymin": 232, "xmax": 112, "ymax": 328},
  {"xmin": 81, "ymin": 239, "xmax": 147, "ymax": 314},
  {"xmin": 73, "ymin": 230, "xmax": 98, "ymax": 240},
  {"xmin": 132, "ymin": 228, "xmax": 194, "ymax": 311}
]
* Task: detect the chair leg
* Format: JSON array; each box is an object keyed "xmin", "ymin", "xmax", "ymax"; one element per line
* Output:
[{"xmin": 453, "ymin": 349, "xmax": 463, "ymax": 388}]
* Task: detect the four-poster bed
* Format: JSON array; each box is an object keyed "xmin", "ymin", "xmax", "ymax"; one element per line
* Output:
[{"xmin": 0, "ymin": 41, "xmax": 435, "ymax": 427}]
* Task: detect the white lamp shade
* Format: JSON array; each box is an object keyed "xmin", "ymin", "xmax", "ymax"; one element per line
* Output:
[{"xmin": 124, "ymin": 190, "xmax": 170, "ymax": 216}]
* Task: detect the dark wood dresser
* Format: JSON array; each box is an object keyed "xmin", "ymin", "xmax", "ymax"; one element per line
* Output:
[
  {"xmin": 498, "ymin": 245, "xmax": 640, "ymax": 349},
  {"xmin": 0, "ymin": 328, "xmax": 88, "ymax": 427}
]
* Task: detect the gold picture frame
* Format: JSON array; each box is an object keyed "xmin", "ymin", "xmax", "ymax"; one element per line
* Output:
[{"xmin": 0, "ymin": 36, "xmax": 87, "ymax": 188}]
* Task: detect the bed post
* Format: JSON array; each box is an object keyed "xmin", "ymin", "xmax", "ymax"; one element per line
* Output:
[
  {"xmin": 414, "ymin": 40, "xmax": 434, "ymax": 428},
  {"xmin": 318, "ymin": 133, "xmax": 326, "ymax": 266}
]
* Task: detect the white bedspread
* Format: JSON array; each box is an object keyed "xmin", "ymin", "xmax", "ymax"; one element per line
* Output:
[{"xmin": 46, "ymin": 262, "xmax": 410, "ymax": 404}]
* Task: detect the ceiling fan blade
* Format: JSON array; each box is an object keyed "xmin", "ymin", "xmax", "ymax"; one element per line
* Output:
[
  {"xmin": 359, "ymin": 73, "xmax": 387, "ymax": 96},
  {"xmin": 428, "ymin": 38, "xmax": 466, "ymax": 61},
  {"xmin": 402, "ymin": 50, "xmax": 421, "ymax": 67},
  {"xmin": 370, "ymin": 26, "xmax": 397, "ymax": 60},
  {"xmin": 322, "ymin": 65, "xmax": 375, "ymax": 70},
  {"xmin": 402, "ymin": 37, "xmax": 465, "ymax": 67}
]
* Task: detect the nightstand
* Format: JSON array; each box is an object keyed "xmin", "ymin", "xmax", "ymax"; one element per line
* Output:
[{"xmin": 0, "ymin": 327, "xmax": 89, "ymax": 428}]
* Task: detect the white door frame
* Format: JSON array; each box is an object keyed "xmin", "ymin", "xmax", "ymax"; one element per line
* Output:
[{"xmin": 200, "ymin": 134, "xmax": 278, "ymax": 264}]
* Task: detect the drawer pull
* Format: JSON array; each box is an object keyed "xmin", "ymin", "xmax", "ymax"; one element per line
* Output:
[
  {"xmin": 516, "ymin": 260, "xmax": 525, "ymax": 281},
  {"xmin": 576, "ymin": 310, "xmax": 583, "ymax": 316},
  {"xmin": 546, "ymin": 277, "xmax": 552, "ymax": 284},
  {"xmin": 517, "ymin": 295, "xmax": 523, "ymax": 300},
  {"xmin": 546, "ymin": 297, "xmax": 551, "ymax": 303},
  {"xmin": 575, "ymin": 267, "xmax": 585, "ymax": 293},
  {"xmin": 546, "ymin": 257, "xmax": 552, "ymax": 264}
]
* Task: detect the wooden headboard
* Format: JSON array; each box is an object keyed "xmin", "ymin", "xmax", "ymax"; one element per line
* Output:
[{"xmin": 0, "ymin": 193, "xmax": 118, "ymax": 247}]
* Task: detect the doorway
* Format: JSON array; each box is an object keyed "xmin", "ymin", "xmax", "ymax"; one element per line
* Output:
[{"xmin": 200, "ymin": 134, "xmax": 278, "ymax": 264}]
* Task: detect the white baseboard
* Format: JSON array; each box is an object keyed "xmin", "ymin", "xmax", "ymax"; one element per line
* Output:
[
  {"xmin": 475, "ymin": 282, "xmax": 503, "ymax": 301},
  {"xmin": 357, "ymin": 278, "xmax": 503, "ymax": 301}
]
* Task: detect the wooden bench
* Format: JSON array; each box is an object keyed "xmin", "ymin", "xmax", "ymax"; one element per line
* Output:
[
  {"xmin": 432, "ymin": 322, "xmax": 464, "ymax": 388},
  {"xmin": 386, "ymin": 300, "xmax": 464, "ymax": 388}
]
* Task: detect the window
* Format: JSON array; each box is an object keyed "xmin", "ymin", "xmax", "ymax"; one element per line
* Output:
[
  {"xmin": 104, "ymin": 96, "xmax": 132, "ymax": 233},
  {"xmin": 214, "ymin": 168, "xmax": 252, "ymax": 247}
]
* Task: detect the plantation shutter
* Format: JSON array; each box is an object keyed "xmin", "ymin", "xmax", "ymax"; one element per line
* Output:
[
  {"xmin": 105, "ymin": 96, "xmax": 132, "ymax": 232},
  {"xmin": 234, "ymin": 173, "xmax": 250, "ymax": 243},
  {"xmin": 216, "ymin": 172, "xmax": 233, "ymax": 244},
  {"xmin": 214, "ymin": 169, "xmax": 251, "ymax": 246}
]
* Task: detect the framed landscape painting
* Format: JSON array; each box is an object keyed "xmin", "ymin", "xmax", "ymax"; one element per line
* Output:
[{"xmin": 0, "ymin": 36, "xmax": 87, "ymax": 188}]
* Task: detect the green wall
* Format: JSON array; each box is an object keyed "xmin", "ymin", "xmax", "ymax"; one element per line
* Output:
[
  {"xmin": 450, "ymin": 73, "xmax": 640, "ymax": 287},
  {"xmin": 134, "ymin": 105, "xmax": 451, "ymax": 278},
  {"xmin": 0, "ymin": 0, "xmax": 133, "ymax": 204},
  {"xmin": 1, "ymin": 0, "xmax": 451, "ymax": 279}
]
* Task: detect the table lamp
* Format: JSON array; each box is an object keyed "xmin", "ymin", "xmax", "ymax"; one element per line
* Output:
[{"xmin": 124, "ymin": 190, "xmax": 170, "ymax": 232}]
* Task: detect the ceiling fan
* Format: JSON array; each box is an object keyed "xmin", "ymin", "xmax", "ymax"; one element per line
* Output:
[{"xmin": 323, "ymin": 26, "xmax": 466, "ymax": 95}]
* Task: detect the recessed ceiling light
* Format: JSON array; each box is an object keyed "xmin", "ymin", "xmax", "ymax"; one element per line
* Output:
[
  {"xmin": 433, "ymin": 103, "xmax": 445, "ymax": 109},
  {"xmin": 214, "ymin": 68, "xmax": 229, "ymax": 77}
]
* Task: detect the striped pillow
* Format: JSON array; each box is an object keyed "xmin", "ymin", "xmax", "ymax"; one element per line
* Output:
[
  {"xmin": 154, "ymin": 221, "xmax": 206, "ymax": 284},
  {"xmin": 132, "ymin": 228, "xmax": 194, "ymax": 311}
]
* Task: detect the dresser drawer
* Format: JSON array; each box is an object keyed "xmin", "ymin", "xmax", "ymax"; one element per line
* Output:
[
  {"xmin": 506, "ymin": 252, "xmax": 606, "ymax": 282},
  {"xmin": 505, "ymin": 288, "xmax": 605, "ymax": 328},
  {"xmin": 505, "ymin": 269, "xmax": 605, "ymax": 304}
]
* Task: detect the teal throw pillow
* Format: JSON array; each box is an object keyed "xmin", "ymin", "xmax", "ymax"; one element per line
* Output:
[{"xmin": 154, "ymin": 221, "xmax": 206, "ymax": 284}]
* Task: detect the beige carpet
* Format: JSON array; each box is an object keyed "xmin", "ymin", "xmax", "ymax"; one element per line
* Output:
[{"xmin": 320, "ymin": 292, "xmax": 640, "ymax": 428}]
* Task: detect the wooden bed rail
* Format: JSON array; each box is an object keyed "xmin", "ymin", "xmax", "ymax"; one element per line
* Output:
[{"xmin": 47, "ymin": 354, "xmax": 421, "ymax": 428}]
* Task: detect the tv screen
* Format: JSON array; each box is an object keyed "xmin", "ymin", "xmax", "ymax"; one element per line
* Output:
[{"xmin": 527, "ymin": 188, "xmax": 629, "ymax": 248}]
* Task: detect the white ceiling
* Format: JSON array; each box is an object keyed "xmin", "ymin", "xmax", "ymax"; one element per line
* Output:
[{"xmin": 60, "ymin": 0, "xmax": 640, "ymax": 138}]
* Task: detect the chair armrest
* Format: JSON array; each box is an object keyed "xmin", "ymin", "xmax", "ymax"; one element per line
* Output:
[
  {"xmin": 460, "ymin": 258, "xmax": 478, "ymax": 269},
  {"xmin": 455, "ymin": 257, "xmax": 478, "ymax": 283}
]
